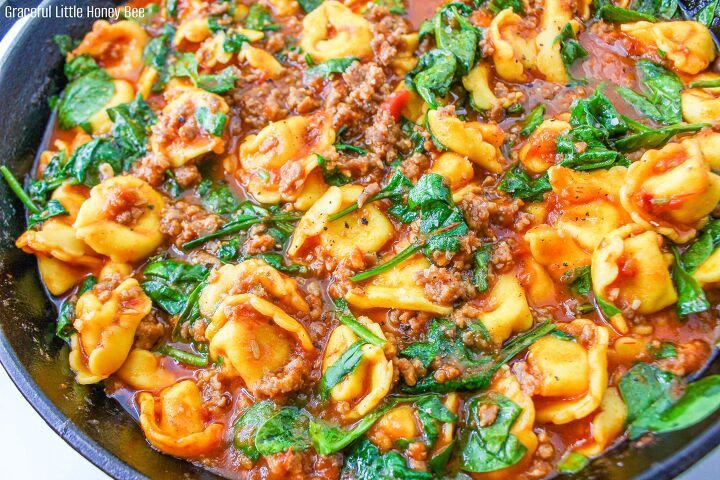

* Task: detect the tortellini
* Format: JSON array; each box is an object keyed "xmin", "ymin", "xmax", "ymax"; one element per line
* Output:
[
  {"xmin": 529, "ymin": 319, "xmax": 609, "ymax": 424},
  {"xmin": 620, "ymin": 135, "xmax": 720, "ymax": 242},
  {"xmin": 150, "ymin": 86, "xmax": 230, "ymax": 167},
  {"xmin": 477, "ymin": 274, "xmax": 533, "ymax": 345},
  {"xmin": 138, "ymin": 380, "xmax": 224, "ymax": 457},
  {"xmin": 239, "ymin": 44, "xmax": 285, "ymax": 79},
  {"xmin": 621, "ymin": 21, "xmax": 716, "ymax": 74},
  {"xmin": 488, "ymin": 8, "xmax": 537, "ymax": 82},
  {"xmin": 322, "ymin": 318, "xmax": 393, "ymax": 419},
  {"xmin": 345, "ymin": 252, "xmax": 453, "ymax": 315},
  {"xmin": 74, "ymin": 175, "xmax": 165, "ymax": 263},
  {"xmin": 427, "ymin": 109, "xmax": 504, "ymax": 174},
  {"xmin": 535, "ymin": 1, "xmax": 575, "ymax": 84},
  {"xmin": 173, "ymin": 18, "xmax": 212, "ymax": 46},
  {"xmin": 72, "ymin": 20, "xmax": 148, "ymax": 81},
  {"xmin": 300, "ymin": 1, "xmax": 372, "ymax": 62},
  {"xmin": 288, "ymin": 185, "xmax": 394, "ymax": 259},
  {"xmin": 199, "ymin": 258, "xmax": 310, "ymax": 318},
  {"xmin": 430, "ymin": 152, "xmax": 475, "ymax": 191},
  {"xmin": 462, "ymin": 62, "xmax": 498, "ymax": 111},
  {"xmin": 16, "ymin": 184, "xmax": 103, "ymax": 270},
  {"xmin": 392, "ymin": 33, "xmax": 420, "ymax": 75},
  {"xmin": 519, "ymin": 119, "xmax": 571, "ymax": 174},
  {"xmin": 682, "ymin": 74, "xmax": 720, "ymax": 123},
  {"xmin": 575, "ymin": 387, "xmax": 627, "ymax": 457},
  {"xmin": 117, "ymin": 349, "xmax": 176, "ymax": 391},
  {"xmin": 693, "ymin": 249, "xmax": 720, "ymax": 285},
  {"xmin": 205, "ymin": 294, "xmax": 315, "ymax": 394},
  {"xmin": 525, "ymin": 166, "xmax": 629, "ymax": 278},
  {"xmin": 236, "ymin": 112, "xmax": 335, "ymax": 204},
  {"xmin": 69, "ymin": 278, "xmax": 151, "ymax": 384},
  {"xmin": 592, "ymin": 224, "xmax": 677, "ymax": 315}
]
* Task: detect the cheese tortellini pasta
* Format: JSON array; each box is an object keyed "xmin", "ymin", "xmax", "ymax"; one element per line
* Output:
[
  {"xmin": 300, "ymin": 1, "xmax": 372, "ymax": 61},
  {"xmin": 71, "ymin": 20, "xmax": 148, "ymax": 80}
]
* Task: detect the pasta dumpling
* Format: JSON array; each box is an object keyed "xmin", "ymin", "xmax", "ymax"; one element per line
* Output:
[
  {"xmin": 430, "ymin": 152, "xmax": 475, "ymax": 191},
  {"xmin": 205, "ymin": 294, "xmax": 315, "ymax": 395},
  {"xmin": 116, "ymin": 349, "xmax": 176, "ymax": 391},
  {"xmin": 236, "ymin": 112, "xmax": 335, "ymax": 204},
  {"xmin": 150, "ymin": 86, "xmax": 230, "ymax": 167},
  {"xmin": 519, "ymin": 119, "xmax": 571, "ymax": 173},
  {"xmin": 575, "ymin": 387, "xmax": 627, "ymax": 457},
  {"xmin": 462, "ymin": 62, "xmax": 498, "ymax": 111},
  {"xmin": 476, "ymin": 274, "xmax": 533, "ymax": 345},
  {"xmin": 621, "ymin": 21, "xmax": 716, "ymax": 74},
  {"xmin": 535, "ymin": 1, "xmax": 575, "ymax": 84},
  {"xmin": 300, "ymin": 1, "xmax": 372, "ymax": 62},
  {"xmin": 71, "ymin": 20, "xmax": 148, "ymax": 81},
  {"xmin": 426, "ymin": 109, "xmax": 504, "ymax": 173},
  {"xmin": 289, "ymin": 185, "xmax": 394, "ymax": 259},
  {"xmin": 239, "ymin": 44, "xmax": 285, "ymax": 79},
  {"xmin": 322, "ymin": 318, "xmax": 393, "ymax": 419},
  {"xmin": 529, "ymin": 319, "xmax": 609, "ymax": 424},
  {"xmin": 620, "ymin": 135, "xmax": 720, "ymax": 242},
  {"xmin": 682, "ymin": 74, "xmax": 720, "ymax": 123},
  {"xmin": 69, "ymin": 278, "xmax": 151, "ymax": 384},
  {"xmin": 694, "ymin": 248, "xmax": 720, "ymax": 285},
  {"xmin": 138, "ymin": 380, "xmax": 224, "ymax": 457},
  {"xmin": 173, "ymin": 18, "xmax": 212, "ymax": 46},
  {"xmin": 89, "ymin": 79, "xmax": 135, "ymax": 135},
  {"xmin": 345, "ymin": 252, "xmax": 453, "ymax": 315},
  {"xmin": 488, "ymin": 8, "xmax": 537, "ymax": 82},
  {"xmin": 74, "ymin": 175, "xmax": 165, "ymax": 263},
  {"xmin": 592, "ymin": 224, "xmax": 677, "ymax": 315}
]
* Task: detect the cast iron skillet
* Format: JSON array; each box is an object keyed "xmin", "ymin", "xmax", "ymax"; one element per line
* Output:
[{"xmin": 0, "ymin": 1, "xmax": 719, "ymax": 478}]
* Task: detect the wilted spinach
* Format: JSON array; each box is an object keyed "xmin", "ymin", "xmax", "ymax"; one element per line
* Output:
[
  {"xmin": 498, "ymin": 164, "xmax": 551, "ymax": 202},
  {"xmin": 555, "ymin": 23, "xmax": 588, "ymax": 85},
  {"xmin": 671, "ymin": 246, "xmax": 710, "ymax": 316},
  {"xmin": 58, "ymin": 66, "xmax": 115, "ymax": 131},
  {"xmin": 245, "ymin": 4, "xmax": 279, "ymax": 31},
  {"xmin": 342, "ymin": 438, "xmax": 432, "ymax": 480},
  {"xmin": 141, "ymin": 259, "xmax": 210, "ymax": 315},
  {"xmin": 318, "ymin": 341, "xmax": 366, "ymax": 400},
  {"xmin": 681, "ymin": 220, "xmax": 720, "ymax": 273},
  {"xmin": 306, "ymin": 57, "xmax": 359, "ymax": 77},
  {"xmin": 197, "ymin": 178, "xmax": 239, "ymax": 214},
  {"xmin": 617, "ymin": 61, "xmax": 684, "ymax": 124},
  {"xmin": 473, "ymin": 244, "xmax": 493, "ymax": 293}
]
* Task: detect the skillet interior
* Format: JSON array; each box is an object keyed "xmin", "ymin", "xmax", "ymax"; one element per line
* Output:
[{"xmin": 0, "ymin": 1, "xmax": 718, "ymax": 478}]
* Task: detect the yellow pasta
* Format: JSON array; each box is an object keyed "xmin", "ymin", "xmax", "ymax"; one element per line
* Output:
[{"xmin": 300, "ymin": 1, "xmax": 372, "ymax": 61}]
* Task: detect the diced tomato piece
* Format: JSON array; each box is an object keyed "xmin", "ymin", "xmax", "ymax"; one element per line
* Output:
[{"xmin": 382, "ymin": 89, "xmax": 411, "ymax": 122}]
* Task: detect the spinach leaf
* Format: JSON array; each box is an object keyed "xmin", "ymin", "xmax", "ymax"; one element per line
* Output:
[
  {"xmin": 297, "ymin": 0, "xmax": 324, "ymax": 13},
  {"xmin": 473, "ymin": 244, "xmax": 493, "ymax": 293},
  {"xmin": 403, "ymin": 321, "xmax": 556, "ymax": 393},
  {"xmin": 334, "ymin": 299, "xmax": 387, "ymax": 347},
  {"xmin": 498, "ymin": 164, "xmax": 551, "ymax": 202},
  {"xmin": 672, "ymin": 246, "xmax": 710, "ymax": 316},
  {"xmin": 600, "ymin": 4, "xmax": 658, "ymax": 22},
  {"xmin": 681, "ymin": 220, "xmax": 720, "ymax": 273},
  {"xmin": 561, "ymin": 266, "xmax": 591, "ymax": 297},
  {"xmin": 555, "ymin": 23, "xmax": 588, "ymax": 85},
  {"xmin": 58, "ymin": 68, "xmax": 115, "ymax": 131},
  {"xmin": 64, "ymin": 55, "xmax": 101, "ymax": 81},
  {"xmin": 570, "ymin": 88, "xmax": 628, "ymax": 137},
  {"xmin": 613, "ymin": 123, "xmax": 707, "ymax": 152},
  {"xmin": 27, "ymin": 199, "xmax": 68, "ymax": 228},
  {"xmin": 487, "ymin": 0, "xmax": 524, "ymax": 14},
  {"xmin": 417, "ymin": 395, "xmax": 458, "ymax": 446},
  {"xmin": 334, "ymin": 126, "xmax": 368, "ymax": 155},
  {"xmin": 255, "ymin": 407, "xmax": 311, "ymax": 455},
  {"xmin": 166, "ymin": 0, "xmax": 178, "ymax": 18},
  {"xmin": 329, "ymin": 168, "xmax": 413, "ymax": 222},
  {"xmin": 197, "ymin": 66, "xmax": 238, "ymax": 93},
  {"xmin": 197, "ymin": 179, "xmax": 238, "ymax": 214},
  {"xmin": 223, "ymin": 32, "xmax": 250, "ymax": 52},
  {"xmin": 401, "ymin": 117, "xmax": 426, "ymax": 155},
  {"xmin": 107, "ymin": 95, "xmax": 156, "ymax": 159},
  {"xmin": 141, "ymin": 259, "xmax": 210, "ymax": 315},
  {"xmin": 195, "ymin": 106, "xmax": 227, "ymax": 137},
  {"xmin": 255, "ymin": 252, "xmax": 307, "ymax": 274},
  {"xmin": 557, "ymin": 452, "xmax": 590, "ymax": 474},
  {"xmin": 319, "ymin": 341, "xmax": 366, "ymax": 400},
  {"xmin": 342, "ymin": 438, "xmax": 432, "ymax": 480},
  {"xmin": 434, "ymin": 4, "xmax": 481, "ymax": 75},
  {"xmin": 245, "ymin": 4, "xmax": 279, "ymax": 31},
  {"xmin": 619, "ymin": 362, "xmax": 679, "ymax": 439},
  {"xmin": 697, "ymin": 0, "xmax": 719, "ymax": 27},
  {"xmin": 596, "ymin": 294, "xmax": 622, "ymax": 318},
  {"xmin": 306, "ymin": 57, "xmax": 359, "ymax": 77},
  {"xmin": 519, "ymin": 104, "xmax": 545, "ymax": 137},
  {"xmin": 460, "ymin": 392, "xmax": 527, "ymax": 472},
  {"xmin": 618, "ymin": 61, "xmax": 683, "ymax": 124},
  {"xmin": 402, "ymin": 318, "xmax": 464, "ymax": 369},
  {"xmin": 316, "ymin": 153, "xmax": 351, "ymax": 186},
  {"xmin": 143, "ymin": 24, "xmax": 175, "ymax": 92},
  {"xmin": 690, "ymin": 78, "xmax": 720, "ymax": 88},
  {"xmin": 233, "ymin": 400, "xmax": 278, "ymax": 460},
  {"xmin": 650, "ymin": 375, "xmax": 720, "ymax": 433},
  {"xmin": 55, "ymin": 275, "xmax": 97, "ymax": 341},
  {"xmin": 53, "ymin": 34, "xmax": 78, "ymax": 56},
  {"xmin": 406, "ymin": 49, "xmax": 458, "ymax": 108},
  {"xmin": 67, "ymin": 139, "xmax": 124, "ymax": 186},
  {"xmin": 157, "ymin": 345, "xmax": 208, "ymax": 367},
  {"xmin": 647, "ymin": 341, "xmax": 677, "ymax": 359},
  {"xmin": 631, "ymin": 0, "xmax": 679, "ymax": 18}
]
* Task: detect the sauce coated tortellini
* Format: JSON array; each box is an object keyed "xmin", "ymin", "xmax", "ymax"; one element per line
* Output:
[
  {"xmin": 345, "ymin": 252, "xmax": 453, "ymax": 315},
  {"xmin": 74, "ymin": 175, "xmax": 165, "ymax": 263},
  {"xmin": 69, "ymin": 277, "xmax": 151, "ymax": 384},
  {"xmin": 427, "ymin": 109, "xmax": 504, "ymax": 174},
  {"xmin": 322, "ymin": 318, "xmax": 393, "ymax": 419},
  {"xmin": 592, "ymin": 224, "xmax": 677, "ymax": 316},
  {"xmin": 476, "ymin": 274, "xmax": 533, "ymax": 345},
  {"xmin": 488, "ymin": 8, "xmax": 537, "ymax": 82},
  {"xmin": 300, "ymin": 1, "xmax": 372, "ymax": 62},
  {"xmin": 693, "ymin": 248, "xmax": 720, "ymax": 285},
  {"xmin": 535, "ymin": 1, "xmax": 575, "ymax": 84},
  {"xmin": 237, "ymin": 112, "xmax": 335, "ymax": 204},
  {"xmin": 116, "ymin": 349, "xmax": 177, "ymax": 391},
  {"xmin": 199, "ymin": 258, "xmax": 310, "ymax": 319},
  {"xmin": 519, "ymin": 119, "xmax": 571, "ymax": 174},
  {"xmin": 71, "ymin": 20, "xmax": 148, "ymax": 81},
  {"xmin": 288, "ymin": 185, "xmax": 394, "ymax": 259},
  {"xmin": 620, "ymin": 135, "xmax": 720, "ymax": 242},
  {"xmin": 205, "ymin": 294, "xmax": 315, "ymax": 395},
  {"xmin": 528, "ymin": 319, "xmax": 609, "ymax": 424},
  {"xmin": 138, "ymin": 380, "xmax": 224, "ymax": 458},
  {"xmin": 89, "ymin": 79, "xmax": 135, "ymax": 135},
  {"xmin": 462, "ymin": 62, "xmax": 498, "ymax": 111},
  {"xmin": 621, "ymin": 21, "xmax": 716, "ymax": 74},
  {"xmin": 575, "ymin": 387, "xmax": 627, "ymax": 457},
  {"xmin": 682, "ymin": 74, "xmax": 720, "ymax": 123},
  {"xmin": 430, "ymin": 152, "xmax": 475, "ymax": 191},
  {"xmin": 239, "ymin": 44, "xmax": 285, "ymax": 79},
  {"xmin": 150, "ymin": 86, "xmax": 230, "ymax": 167}
]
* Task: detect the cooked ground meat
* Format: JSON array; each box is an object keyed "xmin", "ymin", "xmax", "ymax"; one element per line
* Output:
[
  {"xmin": 476, "ymin": 403, "xmax": 500, "ymax": 427},
  {"xmin": 132, "ymin": 152, "xmax": 170, "ymax": 186},
  {"xmin": 133, "ymin": 314, "xmax": 166, "ymax": 350},
  {"xmin": 104, "ymin": 185, "xmax": 146, "ymax": 225},
  {"xmin": 657, "ymin": 340, "xmax": 712, "ymax": 376},
  {"xmin": 172, "ymin": 164, "xmax": 201, "ymax": 187},
  {"xmin": 491, "ymin": 240, "xmax": 515, "ymax": 272},
  {"xmin": 195, "ymin": 368, "xmax": 230, "ymax": 416},
  {"xmin": 415, "ymin": 265, "xmax": 474, "ymax": 305},
  {"xmin": 252, "ymin": 356, "xmax": 310, "ymax": 398},
  {"xmin": 160, "ymin": 200, "xmax": 223, "ymax": 248}
]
